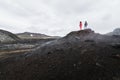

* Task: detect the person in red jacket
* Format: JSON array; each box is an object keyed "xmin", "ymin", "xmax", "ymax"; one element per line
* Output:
[{"xmin": 79, "ymin": 21, "xmax": 82, "ymax": 30}]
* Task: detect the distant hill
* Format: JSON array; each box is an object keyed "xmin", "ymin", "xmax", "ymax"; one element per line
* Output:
[
  {"xmin": 106, "ymin": 28, "xmax": 120, "ymax": 36},
  {"xmin": 16, "ymin": 32, "xmax": 60, "ymax": 39},
  {"xmin": 0, "ymin": 29, "xmax": 20, "ymax": 43}
]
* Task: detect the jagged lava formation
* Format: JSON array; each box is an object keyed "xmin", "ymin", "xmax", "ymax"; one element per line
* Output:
[{"xmin": 0, "ymin": 29, "xmax": 120, "ymax": 80}]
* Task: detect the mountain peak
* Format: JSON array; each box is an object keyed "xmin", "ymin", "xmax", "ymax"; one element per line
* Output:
[{"xmin": 106, "ymin": 28, "xmax": 120, "ymax": 36}]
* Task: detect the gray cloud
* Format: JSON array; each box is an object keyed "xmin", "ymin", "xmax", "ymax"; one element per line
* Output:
[{"xmin": 0, "ymin": 0, "xmax": 120, "ymax": 36}]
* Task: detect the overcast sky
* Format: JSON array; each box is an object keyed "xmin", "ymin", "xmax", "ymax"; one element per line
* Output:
[{"xmin": 0, "ymin": 0, "xmax": 120, "ymax": 36}]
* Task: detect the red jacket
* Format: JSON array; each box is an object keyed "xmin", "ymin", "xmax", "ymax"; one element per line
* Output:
[{"xmin": 79, "ymin": 21, "xmax": 82, "ymax": 30}]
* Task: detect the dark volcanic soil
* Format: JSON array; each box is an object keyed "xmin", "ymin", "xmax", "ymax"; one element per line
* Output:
[{"xmin": 0, "ymin": 29, "xmax": 120, "ymax": 80}]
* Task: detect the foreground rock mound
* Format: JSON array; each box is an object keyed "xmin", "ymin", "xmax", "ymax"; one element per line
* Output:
[
  {"xmin": 0, "ymin": 29, "xmax": 20, "ymax": 43},
  {"xmin": 0, "ymin": 29, "xmax": 120, "ymax": 80}
]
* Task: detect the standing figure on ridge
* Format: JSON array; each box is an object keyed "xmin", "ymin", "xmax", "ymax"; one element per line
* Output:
[
  {"xmin": 84, "ymin": 21, "xmax": 88, "ymax": 29},
  {"xmin": 79, "ymin": 21, "xmax": 82, "ymax": 30}
]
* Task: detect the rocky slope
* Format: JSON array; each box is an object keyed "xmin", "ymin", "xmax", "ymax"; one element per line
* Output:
[
  {"xmin": 0, "ymin": 29, "xmax": 120, "ymax": 80},
  {"xmin": 0, "ymin": 29, "xmax": 20, "ymax": 43},
  {"xmin": 107, "ymin": 28, "xmax": 120, "ymax": 36},
  {"xmin": 0, "ymin": 29, "xmax": 56, "ymax": 51}
]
